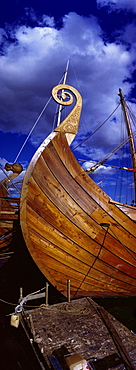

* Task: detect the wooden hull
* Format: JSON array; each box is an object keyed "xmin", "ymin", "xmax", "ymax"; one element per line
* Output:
[
  {"xmin": 20, "ymin": 131, "xmax": 136, "ymax": 298},
  {"xmin": 0, "ymin": 184, "xmax": 19, "ymax": 262}
]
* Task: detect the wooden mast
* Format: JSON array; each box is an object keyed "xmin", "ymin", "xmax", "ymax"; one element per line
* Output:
[
  {"xmin": 57, "ymin": 59, "xmax": 70, "ymax": 127},
  {"xmin": 118, "ymin": 88, "xmax": 136, "ymax": 202}
]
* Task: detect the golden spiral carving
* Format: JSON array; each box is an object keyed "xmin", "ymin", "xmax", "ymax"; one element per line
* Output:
[
  {"xmin": 52, "ymin": 85, "xmax": 74, "ymax": 106},
  {"xmin": 51, "ymin": 84, "xmax": 82, "ymax": 136}
]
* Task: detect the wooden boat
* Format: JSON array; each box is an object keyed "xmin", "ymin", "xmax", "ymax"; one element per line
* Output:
[
  {"xmin": 19, "ymin": 83, "xmax": 136, "ymax": 298},
  {"xmin": 0, "ymin": 163, "xmax": 22, "ymax": 263}
]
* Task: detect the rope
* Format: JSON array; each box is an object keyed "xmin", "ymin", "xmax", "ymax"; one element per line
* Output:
[
  {"xmin": 86, "ymin": 130, "xmax": 136, "ymax": 173},
  {"xmin": 15, "ymin": 286, "xmax": 46, "ymax": 313},
  {"xmin": 0, "ymin": 298, "xmax": 16, "ymax": 306},
  {"xmin": 0, "ymin": 166, "xmax": 21, "ymax": 194},
  {"xmin": 0, "ymin": 297, "xmax": 43, "ymax": 309},
  {"xmin": 72, "ymin": 103, "xmax": 120, "ymax": 151},
  {"xmin": 0, "ymin": 287, "xmax": 46, "ymax": 310},
  {"xmin": 77, "ymin": 159, "xmax": 123, "ymax": 170},
  {"xmin": 126, "ymin": 103, "xmax": 136, "ymax": 128},
  {"xmin": 73, "ymin": 224, "xmax": 110, "ymax": 298},
  {"xmin": 109, "ymin": 226, "xmax": 136, "ymax": 261},
  {"xmin": 14, "ymin": 75, "xmax": 65, "ymax": 163},
  {"xmin": 58, "ymin": 303, "xmax": 91, "ymax": 315},
  {"xmin": 73, "ymin": 221, "xmax": 136, "ymax": 299},
  {"xmin": 14, "ymin": 96, "xmax": 52, "ymax": 163}
]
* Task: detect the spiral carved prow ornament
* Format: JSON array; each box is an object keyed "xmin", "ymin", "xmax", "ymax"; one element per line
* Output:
[
  {"xmin": 2, "ymin": 162, "xmax": 23, "ymax": 185},
  {"xmin": 52, "ymin": 84, "xmax": 82, "ymax": 145}
]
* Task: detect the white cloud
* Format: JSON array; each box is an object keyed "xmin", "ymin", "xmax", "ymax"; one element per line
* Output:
[
  {"xmin": 96, "ymin": 0, "xmax": 136, "ymax": 13},
  {"xmin": 0, "ymin": 11, "xmax": 135, "ymax": 161},
  {"xmin": 39, "ymin": 15, "xmax": 55, "ymax": 27}
]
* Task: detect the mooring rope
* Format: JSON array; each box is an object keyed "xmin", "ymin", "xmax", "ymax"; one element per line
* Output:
[
  {"xmin": 109, "ymin": 226, "xmax": 136, "ymax": 261},
  {"xmin": 73, "ymin": 224, "xmax": 110, "ymax": 299}
]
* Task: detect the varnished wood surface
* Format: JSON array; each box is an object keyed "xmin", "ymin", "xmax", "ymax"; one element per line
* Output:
[
  {"xmin": 0, "ymin": 184, "xmax": 19, "ymax": 250},
  {"xmin": 20, "ymin": 132, "xmax": 136, "ymax": 298}
]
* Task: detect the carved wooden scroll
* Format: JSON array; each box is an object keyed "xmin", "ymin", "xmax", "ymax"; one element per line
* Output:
[{"xmin": 52, "ymin": 84, "xmax": 82, "ymax": 144}]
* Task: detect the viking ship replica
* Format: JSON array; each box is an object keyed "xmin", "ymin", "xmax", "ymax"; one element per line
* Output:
[
  {"xmin": 19, "ymin": 81, "xmax": 136, "ymax": 299},
  {"xmin": 0, "ymin": 70, "xmax": 136, "ymax": 296}
]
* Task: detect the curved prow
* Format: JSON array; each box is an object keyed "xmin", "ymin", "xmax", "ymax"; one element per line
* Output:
[
  {"xmin": 52, "ymin": 84, "xmax": 82, "ymax": 145},
  {"xmin": 1, "ymin": 163, "xmax": 23, "ymax": 186}
]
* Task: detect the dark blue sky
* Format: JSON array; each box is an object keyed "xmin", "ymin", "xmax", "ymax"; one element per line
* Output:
[
  {"xmin": 0, "ymin": 0, "xmax": 136, "ymax": 202},
  {"xmin": 0, "ymin": 0, "xmax": 134, "ymax": 39}
]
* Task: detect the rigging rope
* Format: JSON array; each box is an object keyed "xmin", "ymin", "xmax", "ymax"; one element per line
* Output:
[
  {"xmin": 0, "ymin": 166, "xmax": 21, "ymax": 194},
  {"xmin": 77, "ymin": 159, "xmax": 124, "ymax": 170},
  {"xmin": 86, "ymin": 130, "xmax": 136, "ymax": 173},
  {"xmin": 14, "ymin": 96, "xmax": 52, "ymax": 163},
  {"xmin": 72, "ymin": 103, "xmax": 121, "ymax": 151},
  {"xmin": 14, "ymin": 75, "xmax": 65, "ymax": 163},
  {"xmin": 126, "ymin": 103, "xmax": 136, "ymax": 128}
]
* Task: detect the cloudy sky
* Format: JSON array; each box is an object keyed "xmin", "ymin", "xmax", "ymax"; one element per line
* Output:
[{"xmin": 0, "ymin": 0, "xmax": 136, "ymax": 202}]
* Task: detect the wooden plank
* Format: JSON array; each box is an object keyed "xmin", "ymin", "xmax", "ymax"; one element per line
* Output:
[
  {"xmin": 0, "ymin": 221, "xmax": 13, "ymax": 228},
  {"xmin": 96, "ymin": 306, "xmax": 136, "ymax": 369},
  {"xmin": 0, "ymin": 196, "xmax": 19, "ymax": 202},
  {"xmin": 31, "ymin": 248, "xmax": 123, "ymax": 294},
  {"xmin": 26, "ymin": 193, "xmax": 100, "ymax": 255},
  {"xmin": 29, "ymin": 228, "xmax": 91, "ymax": 275},
  {"xmin": 94, "ymin": 259, "xmax": 136, "ymax": 288},
  {"xmin": 52, "ymin": 268, "xmax": 136, "ymax": 295},
  {"xmin": 95, "ymin": 229, "xmax": 136, "ymax": 266},
  {"xmin": 27, "ymin": 174, "xmax": 101, "ymax": 240},
  {"xmin": 27, "ymin": 210, "xmax": 97, "ymax": 265},
  {"xmin": 98, "ymin": 248, "xmax": 136, "ymax": 278},
  {"xmin": 0, "ymin": 211, "xmax": 16, "ymax": 214},
  {"xmin": 52, "ymin": 132, "xmax": 84, "ymax": 178},
  {"xmin": 92, "ymin": 207, "xmax": 136, "ymax": 252},
  {"xmin": 32, "ymin": 156, "xmax": 100, "ymax": 239},
  {"xmin": 31, "ymin": 237, "xmax": 136, "ymax": 294},
  {"xmin": 27, "ymin": 215, "xmax": 136, "ymax": 288},
  {"xmin": 117, "ymin": 204, "xmax": 136, "ymax": 221},
  {"xmin": 42, "ymin": 142, "xmax": 98, "ymax": 214},
  {"xmin": 78, "ymin": 172, "xmax": 136, "ymax": 237}
]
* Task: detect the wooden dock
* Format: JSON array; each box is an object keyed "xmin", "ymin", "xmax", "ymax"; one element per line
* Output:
[{"xmin": 20, "ymin": 297, "xmax": 136, "ymax": 369}]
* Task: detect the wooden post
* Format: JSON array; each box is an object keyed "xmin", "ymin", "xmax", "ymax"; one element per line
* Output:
[
  {"xmin": 19, "ymin": 287, "xmax": 23, "ymax": 302},
  {"xmin": 67, "ymin": 279, "xmax": 71, "ymax": 303},
  {"xmin": 45, "ymin": 282, "xmax": 49, "ymax": 306},
  {"xmin": 97, "ymin": 306, "xmax": 136, "ymax": 370}
]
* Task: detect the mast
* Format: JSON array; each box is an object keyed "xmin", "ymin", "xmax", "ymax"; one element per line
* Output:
[
  {"xmin": 118, "ymin": 88, "xmax": 136, "ymax": 202},
  {"xmin": 57, "ymin": 59, "xmax": 70, "ymax": 127}
]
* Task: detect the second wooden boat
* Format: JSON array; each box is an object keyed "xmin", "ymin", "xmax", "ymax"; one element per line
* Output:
[{"xmin": 0, "ymin": 163, "xmax": 22, "ymax": 263}]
